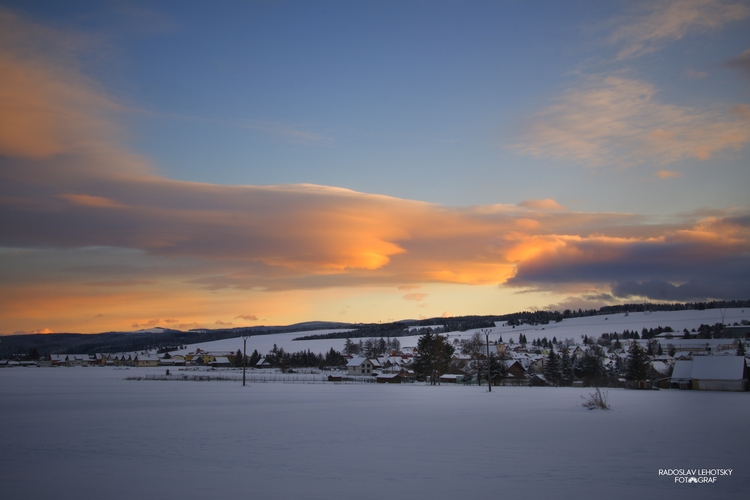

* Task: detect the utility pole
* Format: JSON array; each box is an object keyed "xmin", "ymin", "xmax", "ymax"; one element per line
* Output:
[
  {"xmin": 483, "ymin": 329, "xmax": 492, "ymax": 392},
  {"xmin": 242, "ymin": 334, "xmax": 249, "ymax": 387}
]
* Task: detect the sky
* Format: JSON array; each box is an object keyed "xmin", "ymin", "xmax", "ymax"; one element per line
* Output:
[{"xmin": 0, "ymin": 0, "xmax": 749, "ymax": 334}]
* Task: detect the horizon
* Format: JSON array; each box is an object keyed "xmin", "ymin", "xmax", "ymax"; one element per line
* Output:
[{"xmin": 1, "ymin": 1, "xmax": 749, "ymax": 334}]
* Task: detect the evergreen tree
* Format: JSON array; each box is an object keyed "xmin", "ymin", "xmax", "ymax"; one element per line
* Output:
[
  {"xmin": 560, "ymin": 349, "xmax": 574, "ymax": 386},
  {"xmin": 625, "ymin": 342, "xmax": 650, "ymax": 384},
  {"xmin": 412, "ymin": 332, "xmax": 455, "ymax": 385},
  {"xmin": 737, "ymin": 340, "xmax": 746, "ymax": 357},
  {"xmin": 234, "ymin": 348, "xmax": 244, "ymax": 367},
  {"xmin": 544, "ymin": 347, "xmax": 561, "ymax": 386},
  {"xmin": 488, "ymin": 354, "xmax": 508, "ymax": 384},
  {"xmin": 575, "ymin": 350, "xmax": 605, "ymax": 386}
]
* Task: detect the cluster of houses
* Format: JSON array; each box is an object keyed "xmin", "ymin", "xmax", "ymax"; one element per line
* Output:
[
  {"xmin": 343, "ymin": 337, "xmax": 750, "ymax": 391},
  {"xmin": 4, "ymin": 336, "xmax": 748, "ymax": 392},
  {"xmin": 0, "ymin": 349, "xmax": 237, "ymax": 369}
]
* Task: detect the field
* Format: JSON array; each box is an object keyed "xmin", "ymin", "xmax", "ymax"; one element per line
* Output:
[{"xmin": 1, "ymin": 365, "xmax": 748, "ymax": 500}]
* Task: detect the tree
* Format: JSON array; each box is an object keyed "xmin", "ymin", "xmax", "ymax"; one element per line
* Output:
[
  {"xmin": 560, "ymin": 349, "xmax": 574, "ymax": 386},
  {"xmin": 624, "ymin": 342, "xmax": 650, "ymax": 385},
  {"xmin": 575, "ymin": 349, "xmax": 605, "ymax": 387},
  {"xmin": 248, "ymin": 349, "xmax": 261, "ymax": 367},
  {"xmin": 412, "ymin": 332, "xmax": 455, "ymax": 385},
  {"xmin": 343, "ymin": 338, "xmax": 358, "ymax": 356},
  {"xmin": 544, "ymin": 347, "xmax": 561, "ymax": 386},
  {"xmin": 233, "ymin": 348, "xmax": 244, "ymax": 367},
  {"xmin": 489, "ymin": 354, "xmax": 508, "ymax": 385},
  {"xmin": 737, "ymin": 340, "xmax": 746, "ymax": 357}
]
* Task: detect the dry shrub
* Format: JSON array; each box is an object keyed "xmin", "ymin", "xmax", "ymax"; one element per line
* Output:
[{"xmin": 581, "ymin": 387, "xmax": 610, "ymax": 410}]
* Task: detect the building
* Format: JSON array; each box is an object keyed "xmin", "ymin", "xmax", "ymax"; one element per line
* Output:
[
  {"xmin": 346, "ymin": 357, "xmax": 380, "ymax": 376},
  {"xmin": 671, "ymin": 356, "xmax": 748, "ymax": 391}
]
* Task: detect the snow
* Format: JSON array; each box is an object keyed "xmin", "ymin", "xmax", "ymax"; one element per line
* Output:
[
  {"xmin": 689, "ymin": 356, "xmax": 746, "ymax": 381},
  {"xmin": 1, "ymin": 367, "xmax": 749, "ymax": 499},
  {"xmin": 173, "ymin": 309, "xmax": 750, "ymax": 359}
]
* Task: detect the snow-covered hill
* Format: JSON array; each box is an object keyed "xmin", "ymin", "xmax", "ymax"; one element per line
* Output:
[{"xmin": 177, "ymin": 308, "xmax": 750, "ymax": 357}]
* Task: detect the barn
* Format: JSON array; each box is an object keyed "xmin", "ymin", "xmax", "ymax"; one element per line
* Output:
[{"xmin": 671, "ymin": 356, "xmax": 748, "ymax": 391}]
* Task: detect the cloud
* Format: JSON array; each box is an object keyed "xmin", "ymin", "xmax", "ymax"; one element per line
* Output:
[
  {"xmin": 0, "ymin": 9, "xmax": 125, "ymax": 160},
  {"xmin": 612, "ymin": 278, "xmax": 746, "ymax": 301},
  {"xmin": 513, "ymin": 75, "xmax": 750, "ymax": 166},
  {"xmin": 215, "ymin": 320, "xmax": 234, "ymax": 326},
  {"xmin": 398, "ymin": 284, "xmax": 421, "ymax": 291},
  {"xmin": 656, "ymin": 170, "xmax": 682, "ymax": 179},
  {"xmin": 177, "ymin": 322, "xmax": 204, "ymax": 330},
  {"xmin": 85, "ymin": 280, "xmax": 158, "ymax": 287},
  {"xmin": 610, "ymin": 0, "xmax": 750, "ymax": 59},
  {"xmin": 59, "ymin": 194, "xmax": 125, "ymax": 209},
  {"xmin": 131, "ymin": 319, "xmax": 162, "ymax": 328},
  {"xmin": 518, "ymin": 199, "xmax": 566, "ymax": 211},
  {"xmin": 506, "ymin": 212, "xmax": 750, "ymax": 300},
  {"xmin": 403, "ymin": 293, "xmax": 428, "ymax": 302},
  {"xmin": 234, "ymin": 314, "xmax": 259, "ymax": 321},
  {"xmin": 724, "ymin": 48, "xmax": 750, "ymax": 78}
]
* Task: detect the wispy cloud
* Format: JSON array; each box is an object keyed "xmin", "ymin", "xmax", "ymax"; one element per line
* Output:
[
  {"xmin": 403, "ymin": 293, "xmax": 428, "ymax": 302},
  {"xmin": 724, "ymin": 48, "xmax": 750, "ymax": 78},
  {"xmin": 85, "ymin": 280, "xmax": 158, "ymax": 287},
  {"xmin": 610, "ymin": 0, "xmax": 749, "ymax": 59},
  {"xmin": 513, "ymin": 75, "xmax": 750, "ymax": 167},
  {"xmin": 656, "ymin": 170, "xmax": 682, "ymax": 179}
]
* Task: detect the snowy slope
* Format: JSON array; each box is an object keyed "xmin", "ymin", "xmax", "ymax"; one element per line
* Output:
[{"xmin": 179, "ymin": 308, "xmax": 750, "ymax": 357}]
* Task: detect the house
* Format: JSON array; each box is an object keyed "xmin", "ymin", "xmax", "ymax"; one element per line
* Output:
[
  {"xmin": 376, "ymin": 373, "xmax": 403, "ymax": 384},
  {"xmin": 211, "ymin": 356, "xmax": 231, "ymax": 368},
  {"xmin": 346, "ymin": 357, "xmax": 380, "ymax": 376},
  {"xmin": 438, "ymin": 374, "xmax": 464, "ymax": 384},
  {"xmin": 255, "ymin": 357, "xmax": 272, "ymax": 368},
  {"xmin": 134, "ymin": 355, "xmax": 159, "ymax": 367},
  {"xmin": 502, "ymin": 360, "xmax": 527, "ymax": 379},
  {"xmin": 671, "ymin": 356, "xmax": 748, "ymax": 391}
]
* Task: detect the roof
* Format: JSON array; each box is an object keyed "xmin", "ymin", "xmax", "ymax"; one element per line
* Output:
[
  {"xmin": 671, "ymin": 360, "xmax": 693, "ymax": 380},
  {"xmin": 690, "ymin": 356, "xmax": 746, "ymax": 381},
  {"xmin": 346, "ymin": 357, "xmax": 380, "ymax": 367},
  {"xmin": 672, "ymin": 357, "xmax": 747, "ymax": 381}
]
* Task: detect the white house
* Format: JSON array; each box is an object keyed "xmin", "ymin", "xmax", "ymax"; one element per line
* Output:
[{"xmin": 346, "ymin": 357, "xmax": 380, "ymax": 376}]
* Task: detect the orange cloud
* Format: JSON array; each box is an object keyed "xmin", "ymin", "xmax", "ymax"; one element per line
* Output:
[
  {"xmin": 85, "ymin": 280, "xmax": 157, "ymax": 287},
  {"xmin": 0, "ymin": 10, "xmax": 123, "ymax": 160},
  {"xmin": 397, "ymin": 285, "xmax": 421, "ymax": 291},
  {"xmin": 518, "ymin": 199, "xmax": 566, "ymax": 211},
  {"xmin": 235, "ymin": 314, "xmax": 259, "ymax": 321},
  {"xmin": 656, "ymin": 170, "xmax": 682, "ymax": 179},
  {"xmin": 610, "ymin": 0, "xmax": 749, "ymax": 60},
  {"xmin": 59, "ymin": 194, "xmax": 124, "ymax": 208},
  {"xmin": 403, "ymin": 293, "xmax": 428, "ymax": 301}
]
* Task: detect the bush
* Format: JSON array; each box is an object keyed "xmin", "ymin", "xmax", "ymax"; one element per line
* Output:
[{"xmin": 580, "ymin": 388, "xmax": 610, "ymax": 411}]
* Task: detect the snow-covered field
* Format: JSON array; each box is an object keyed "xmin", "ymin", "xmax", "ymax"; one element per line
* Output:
[{"xmin": 1, "ymin": 366, "xmax": 748, "ymax": 499}]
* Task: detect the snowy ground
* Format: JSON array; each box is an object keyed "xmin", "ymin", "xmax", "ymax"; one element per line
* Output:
[{"xmin": 1, "ymin": 366, "xmax": 748, "ymax": 499}]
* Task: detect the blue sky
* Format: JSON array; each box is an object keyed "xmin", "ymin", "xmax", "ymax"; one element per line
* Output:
[{"xmin": 0, "ymin": 0, "xmax": 749, "ymax": 333}]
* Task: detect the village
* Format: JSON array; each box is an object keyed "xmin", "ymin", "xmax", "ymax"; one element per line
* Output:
[{"xmin": 5, "ymin": 317, "xmax": 749, "ymax": 392}]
